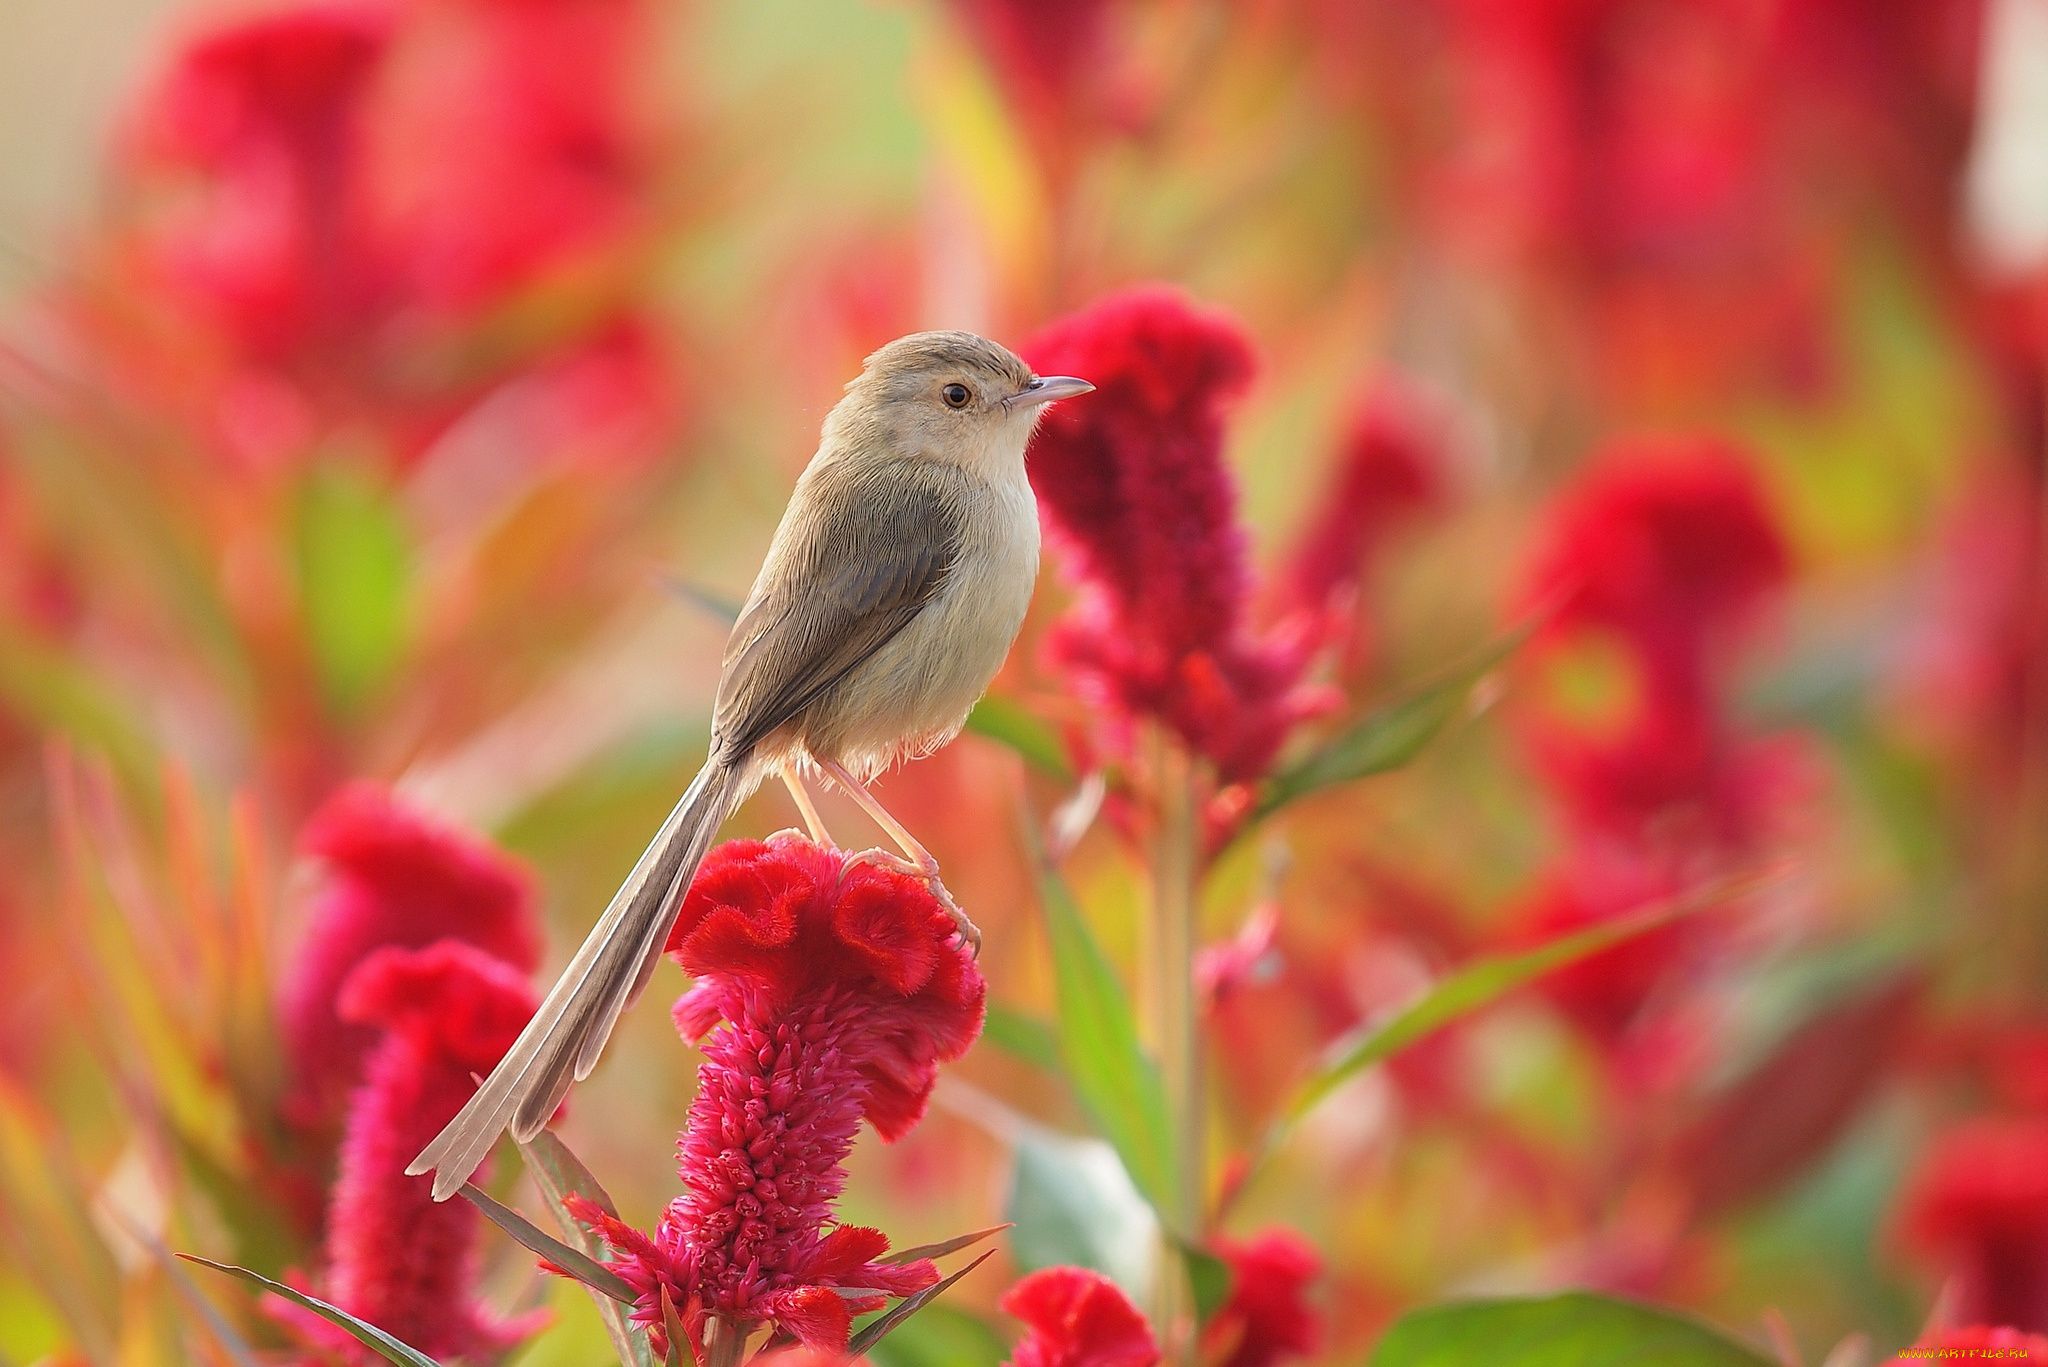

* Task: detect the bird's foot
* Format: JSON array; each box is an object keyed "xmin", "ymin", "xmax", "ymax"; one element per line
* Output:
[
  {"xmin": 766, "ymin": 826, "xmax": 834, "ymax": 849},
  {"xmin": 847, "ymin": 847, "xmax": 982, "ymax": 957}
]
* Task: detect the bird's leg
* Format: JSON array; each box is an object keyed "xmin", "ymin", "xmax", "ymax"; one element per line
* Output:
[
  {"xmin": 816, "ymin": 758, "xmax": 981, "ymax": 955},
  {"xmin": 777, "ymin": 760, "xmax": 835, "ymax": 847}
]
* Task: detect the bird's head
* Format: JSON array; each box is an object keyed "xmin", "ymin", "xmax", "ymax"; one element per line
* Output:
[{"xmin": 835, "ymin": 330, "xmax": 1093, "ymax": 476}]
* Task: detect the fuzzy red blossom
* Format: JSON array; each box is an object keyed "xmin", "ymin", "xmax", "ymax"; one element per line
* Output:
[
  {"xmin": 277, "ymin": 784, "xmax": 540, "ymax": 1128},
  {"xmin": 1888, "ymin": 1324, "xmax": 2048, "ymax": 1363},
  {"xmin": 278, "ymin": 940, "xmax": 544, "ymax": 1361},
  {"xmin": 576, "ymin": 836, "xmax": 982, "ymax": 1355},
  {"xmin": 1201, "ymin": 1230, "xmax": 1322, "ymax": 1367},
  {"xmin": 1521, "ymin": 437, "xmax": 1789, "ymax": 841},
  {"xmin": 1025, "ymin": 286, "xmax": 1332, "ymax": 784},
  {"xmin": 119, "ymin": 1, "xmax": 393, "ymax": 365},
  {"xmin": 1000, "ymin": 1266, "xmax": 1160, "ymax": 1367},
  {"xmin": 1900, "ymin": 1118, "xmax": 2048, "ymax": 1334}
]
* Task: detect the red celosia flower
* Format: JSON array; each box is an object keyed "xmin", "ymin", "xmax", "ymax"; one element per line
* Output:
[
  {"xmin": 277, "ymin": 783, "xmax": 541, "ymax": 1128},
  {"xmin": 1000, "ymin": 1266, "xmax": 1160, "ymax": 1367},
  {"xmin": 577, "ymin": 836, "xmax": 982, "ymax": 1355},
  {"xmin": 1281, "ymin": 376, "xmax": 1447, "ymax": 625},
  {"xmin": 1900, "ymin": 1118, "xmax": 2048, "ymax": 1333},
  {"xmin": 278, "ymin": 939, "xmax": 545, "ymax": 1361},
  {"xmin": 1520, "ymin": 437, "xmax": 1789, "ymax": 840},
  {"xmin": 1888, "ymin": 1324, "xmax": 2048, "ymax": 1363},
  {"xmin": 1201, "ymin": 1231, "xmax": 1322, "ymax": 1367},
  {"xmin": 1025, "ymin": 285, "xmax": 1331, "ymax": 784},
  {"xmin": 120, "ymin": 1, "xmax": 393, "ymax": 365}
]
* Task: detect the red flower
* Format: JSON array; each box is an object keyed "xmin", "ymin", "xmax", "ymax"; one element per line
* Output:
[
  {"xmin": 277, "ymin": 784, "xmax": 541, "ymax": 1128},
  {"xmin": 1888, "ymin": 1324, "xmax": 2048, "ymax": 1363},
  {"xmin": 1281, "ymin": 376, "xmax": 1447, "ymax": 626},
  {"xmin": 579, "ymin": 836, "xmax": 983, "ymax": 1355},
  {"xmin": 1000, "ymin": 1266, "xmax": 1160, "ymax": 1367},
  {"xmin": 1520, "ymin": 437, "xmax": 1789, "ymax": 841},
  {"xmin": 279, "ymin": 940, "xmax": 545, "ymax": 1361},
  {"xmin": 1900, "ymin": 1118, "xmax": 2048, "ymax": 1334},
  {"xmin": 119, "ymin": 1, "xmax": 393, "ymax": 365},
  {"xmin": 1201, "ymin": 1231, "xmax": 1322, "ymax": 1367},
  {"xmin": 1025, "ymin": 285, "xmax": 1331, "ymax": 784},
  {"xmin": 949, "ymin": 0, "xmax": 1120, "ymax": 170}
]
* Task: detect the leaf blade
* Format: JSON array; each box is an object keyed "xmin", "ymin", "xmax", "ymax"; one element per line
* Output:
[
  {"xmin": 880, "ymin": 1223, "xmax": 1014, "ymax": 1266},
  {"xmin": 516, "ymin": 1132, "xmax": 658, "ymax": 1367},
  {"xmin": 177, "ymin": 1255, "xmax": 443, "ymax": 1367},
  {"xmin": 967, "ymin": 696, "xmax": 1073, "ymax": 779},
  {"xmin": 1370, "ymin": 1291, "xmax": 1775, "ymax": 1367},
  {"xmin": 1037, "ymin": 866, "xmax": 1177, "ymax": 1216},
  {"xmin": 459, "ymin": 1182, "xmax": 638, "ymax": 1304},
  {"xmin": 845, "ymin": 1251, "xmax": 997, "ymax": 1357}
]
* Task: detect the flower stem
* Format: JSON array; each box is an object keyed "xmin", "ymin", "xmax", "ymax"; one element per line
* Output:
[
  {"xmin": 704, "ymin": 1315, "xmax": 746, "ymax": 1367},
  {"xmin": 1148, "ymin": 728, "xmax": 1202, "ymax": 1363}
]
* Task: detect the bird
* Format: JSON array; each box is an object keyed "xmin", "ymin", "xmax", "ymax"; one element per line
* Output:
[{"xmin": 409, "ymin": 331, "xmax": 1092, "ymax": 1199}]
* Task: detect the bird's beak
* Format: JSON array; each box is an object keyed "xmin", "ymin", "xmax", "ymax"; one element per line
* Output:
[{"xmin": 1010, "ymin": 375, "xmax": 1095, "ymax": 409}]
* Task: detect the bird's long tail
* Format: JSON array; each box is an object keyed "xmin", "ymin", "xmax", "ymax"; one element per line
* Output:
[{"xmin": 409, "ymin": 759, "xmax": 738, "ymax": 1199}]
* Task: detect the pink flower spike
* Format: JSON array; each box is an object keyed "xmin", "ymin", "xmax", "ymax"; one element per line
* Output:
[
  {"xmin": 1000, "ymin": 1266, "xmax": 1160, "ymax": 1367},
  {"xmin": 277, "ymin": 783, "xmax": 541, "ymax": 1129},
  {"xmin": 1024, "ymin": 285, "xmax": 1332, "ymax": 784},
  {"xmin": 578, "ymin": 836, "xmax": 981, "ymax": 1352},
  {"xmin": 278, "ymin": 939, "xmax": 544, "ymax": 1363}
]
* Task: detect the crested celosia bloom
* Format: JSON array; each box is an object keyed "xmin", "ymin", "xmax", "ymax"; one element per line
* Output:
[
  {"xmin": 279, "ymin": 939, "xmax": 545, "ymax": 1361},
  {"xmin": 1201, "ymin": 1230, "xmax": 1322, "ymax": 1367},
  {"xmin": 277, "ymin": 783, "xmax": 541, "ymax": 1128},
  {"xmin": 1520, "ymin": 436, "xmax": 1790, "ymax": 841},
  {"xmin": 1000, "ymin": 1266, "xmax": 1160, "ymax": 1367},
  {"xmin": 576, "ymin": 835, "xmax": 983, "ymax": 1356},
  {"xmin": 1514, "ymin": 437, "xmax": 1792, "ymax": 1057},
  {"xmin": 117, "ymin": 0, "xmax": 392, "ymax": 367},
  {"xmin": 1899, "ymin": 1117, "xmax": 2048, "ymax": 1334},
  {"xmin": 1024, "ymin": 285, "xmax": 1331, "ymax": 786}
]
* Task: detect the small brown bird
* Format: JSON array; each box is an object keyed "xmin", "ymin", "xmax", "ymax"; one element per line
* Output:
[{"xmin": 410, "ymin": 331, "xmax": 1091, "ymax": 1198}]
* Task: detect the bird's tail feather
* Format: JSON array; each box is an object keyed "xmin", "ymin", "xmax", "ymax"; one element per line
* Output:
[{"xmin": 408, "ymin": 760, "xmax": 736, "ymax": 1200}]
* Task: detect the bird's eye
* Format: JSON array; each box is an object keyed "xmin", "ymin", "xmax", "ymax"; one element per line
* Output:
[{"xmin": 942, "ymin": 383, "xmax": 972, "ymax": 409}]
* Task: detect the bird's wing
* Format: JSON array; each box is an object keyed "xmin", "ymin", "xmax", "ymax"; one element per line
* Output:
[{"xmin": 713, "ymin": 458, "xmax": 964, "ymax": 761}]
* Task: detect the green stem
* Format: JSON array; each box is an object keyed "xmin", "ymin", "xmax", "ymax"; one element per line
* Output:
[
  {"xmin": 1149, "ymin": 728, "xmax": 1202, "ymax": 1363},
  {"xmin": 705, "ymin": 1315, "xmax": 746, "ymax": 1367}
]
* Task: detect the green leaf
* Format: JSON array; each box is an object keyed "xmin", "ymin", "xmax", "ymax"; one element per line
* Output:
[
  {"xmin": 1178, "ymin": 1240, "xmax": 1234, "ymax": 1328},
  {"xmin": 294, "ymin": 462, "xmax": 413, "ymax": 717},
  {"xmin": 177, "ymin": 1255, "xmax": 443, "ymax": 1367},
  {"xmin": 1256, "ymin": 627, "xmax": 1528, "ymax": 819},
  {"xmin": 517, "ymin": 1132, "xmax": 659, "ymax": 1367},
  {"xmin": 1006, "ymin": 1127, "xmax": 1158, "ymax": 1303},
  {"xmin": 967, "ymin": 696, "xmax": 1073, "ymax": 779},
  {"xmin": 459, "ymin": 1183, "xmax": 637, "ymax": 1304},
  {"xmin": 1370, "ymin": 1291, "xmax": 1775, "ymax": 1366},
  {"xmin": 980, "ymin": 1003, "xmax": 1061, "ymax": 1073},
  {"xmin": 881, "ymin": 1223, "xmax": 1013, "ymax": 1265},
  {"xmin": 859, "ymin": 1303, "xmax": 1009, "ymax": 1367},
  {"xmin": 845, "ymin": 1251, "xmax": 996, "ymax": 1357},
  {"xmin": 1271, "ymin": 867, "xmax": 1778, "ymax": 1144},
  {"xmin": 659, "ymin": 1285, "xmax": 696, "ymax": 1367},
  {"xmin": 1038, "ymin": 867, "xmax": 1177, "ymax": 1214}
]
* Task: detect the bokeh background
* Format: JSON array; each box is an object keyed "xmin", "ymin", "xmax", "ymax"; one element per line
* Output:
[{"xmin": 2, "ymin": 0, "xmax": 2047, "ymax": 1362}]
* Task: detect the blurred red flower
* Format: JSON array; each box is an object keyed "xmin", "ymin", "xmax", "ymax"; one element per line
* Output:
[
  {"xmin": 1900, "ymin": 1117, "xmax": 2048, "ymax": 1334},
  {"xmin": 1000, "ymin": 1265, "xmax": 1160, "ymax": 1367},
  {"xmin": 1024, "ymin": 285, "xmax": 1331, "ymax": 785},
  {"xmin": 579, "ymin": 836, "xmax": 982, "ymax": 1355},
  {"xmin": 1521, "ymin": 436, "xmax": 1790, "ymax": 841},
  {"xmin": 119, "ymin": 1, "xmax": 393, "ymax": 366},
  {"xmin": 278, "ymin": 939, "xmax": 544, "ymax": 1362},
  {"xmin": 1202, "ymin": 1229, "xmax": 1323, "ymax": 1367},
  {"xmin": 949, "ymin": 0, "xmax": 1121, "ymax": 172},
  {"xmin": 276, "ymin": 783, "xmax": 540, "ymax": 1129}
]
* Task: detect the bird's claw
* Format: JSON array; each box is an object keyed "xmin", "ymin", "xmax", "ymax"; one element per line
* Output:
[{"xmin": 848, "ymin": 847, "xmax": 982, "ymax": 957}]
